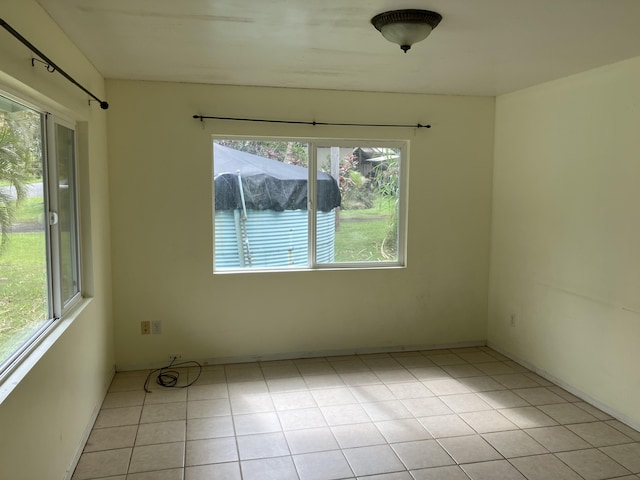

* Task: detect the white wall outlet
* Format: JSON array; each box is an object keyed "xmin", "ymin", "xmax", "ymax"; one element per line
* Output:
[
  {"xmin": 151, "ymin": 320, "xmax": 162, "ymax": 334},
  {"xmin": 510, "ymin": 313, "xmax": 517, "ymax": 327},
  {"xmin": 168, "ymin": 353, "xmax": 182, "ymax": 360}
]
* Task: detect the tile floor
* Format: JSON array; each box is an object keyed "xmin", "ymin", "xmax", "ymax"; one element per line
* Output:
[{"xmin": 72, "ymin": 347, "xmax": 640, "ymax": 480}]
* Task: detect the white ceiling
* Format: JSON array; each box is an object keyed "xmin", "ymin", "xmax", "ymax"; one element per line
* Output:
[{"xmin": 36, "ymin": 0, "xmax": 640, "ymax": 96}]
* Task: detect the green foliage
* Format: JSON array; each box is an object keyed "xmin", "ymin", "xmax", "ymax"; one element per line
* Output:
[
  {"xmin": 215, "ymin": 139, "xmax": 308, "ymax": 166},
  {"xmin": 372, "ymin": 151, "xmax": 400, "ymax": 198},
  {"xmin": 336, "ymin": 148, "xmax": 400, "ymax": 258},
  {"xmin": 0, "ymin": 102, "xmax": 48, "ymax": 365},
  {"xmin": 214, "ymin": 140, "xmax": 402, "ymax": 261},
  {"xmin": 341, "ymin": 170, "xmax": 374, "ymax": 210},
  {"xmin": 371, "ymin": 150, "xmax": 400, "ymax": 256},
  {"xmin": 0, "ymin": 109, "xmax": 42, "ymax": 251},
  {"xmin": 336, "ymin": 153, "xmax": 373, "ymax": 210},
  {"xmin": 0, "ymin": 231, "xmax": 48, "ymax": 363}
]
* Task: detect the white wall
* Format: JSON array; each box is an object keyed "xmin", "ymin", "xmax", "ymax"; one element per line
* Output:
[
  {"xmin": 3, "ymin": 1, "xmax": 639, "ymax": 475},
  {"xmin": 0, "ymin": 2, "xmax": 114, "ymax": 479},
  {"xmin": 106, "ymin": 80, "xmax": 495, "ymax": 369},
  {"xmin": 489, "ymin": 57, "xmax": 640, "ymax": 427}
]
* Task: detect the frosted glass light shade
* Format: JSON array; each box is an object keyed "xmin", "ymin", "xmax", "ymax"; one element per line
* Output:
[
  {"xmin": 371, "ymin": 10, "xmax": 442, "ymax": 53},
  {"xmin": 379, "ymin": 23, "xmax": 433, "ymax": 50}
]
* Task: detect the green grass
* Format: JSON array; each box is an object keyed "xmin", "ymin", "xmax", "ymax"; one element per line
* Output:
[
  {"xmin": 334, "ymin": 200, "xmax": 397, "ymax": 262},
  {"xmin": 0, "ymin": 226, "xmax": 48, "ymax": 364},
  {"xmin": 13, "ymin": 196, "xmax": 45, "ymax": 224}
]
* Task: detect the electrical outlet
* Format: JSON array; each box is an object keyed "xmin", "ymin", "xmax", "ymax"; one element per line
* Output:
[
  {"xmin": 168, "ymin": 353, "xmax": 182, "ymax": 361},
  {"xmin": 510, "ymin": 313, "xmax": 517, "ymax": 327},
  {"xmin": 141, "ymin": 320, "xmax": 151, "ymax": 335},
  {"xmin": 151, "ymin": 320, "xmax": 162, "ymax": 335}
]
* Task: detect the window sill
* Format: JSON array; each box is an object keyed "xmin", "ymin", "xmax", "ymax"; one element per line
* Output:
[
  {"xmin": 0, "ymin": 297, "xmax": 93, "ymax": 405},
  {"xmin": 214, "ymin": 263, "xmax": 406, "ymax": 274}
]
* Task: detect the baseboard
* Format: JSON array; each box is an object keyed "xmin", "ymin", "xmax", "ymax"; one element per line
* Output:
[
  {"xmin": 115, "ymin": 340, "xmax": 487, "ymax": 371},
  {"xmin": 64, "ymin": 364, "xmax": 116, "ymax": 480},
  {"xmin": 487, "ymin": 341, "xmax": 640, "ymax": 433}
]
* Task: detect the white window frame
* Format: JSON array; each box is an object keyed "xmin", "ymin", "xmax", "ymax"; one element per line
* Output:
[
  {"xmin": 213, "ymin": 136, "xmax": 408, "ymax": 272},
  {"xmin": 46, "ymin": 115, "xmax": 82, "ymax": 315},
  {"xmin": 0, "ymin": 90, "xmax": 82, "ymax": 380}
]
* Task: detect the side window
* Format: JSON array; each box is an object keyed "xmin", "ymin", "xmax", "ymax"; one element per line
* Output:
[
  {"xmin": 0, "ymin": 93, "xmax": 80, "ymax": 376},
  {"xmin": 53, "ymin": 123, "xmax": 80, "ymax": 305},
  {"xmin": 213, "ymin": 138, "xmax": 406, "ymax": 271}
]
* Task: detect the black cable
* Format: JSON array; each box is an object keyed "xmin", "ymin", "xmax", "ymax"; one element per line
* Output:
[
  {"xmin": 193, "ymin": 114, "xmax": 431, "ymax": 129},
  {"xmin": 143, "ymin": 357, "xmax": 203, "ymax": 393}
]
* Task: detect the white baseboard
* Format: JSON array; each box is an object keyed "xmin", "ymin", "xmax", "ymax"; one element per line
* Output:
[
  {"xmin": 115, "ymin": 340, "xmax": 487, "ymax": 371},
  {"xmin": 64, "ymin": 364, "xmax": 116, "ymax": 480},
  {"xmin": 487, "ymin": 341, "xmax": 640, "ymax": 433}
]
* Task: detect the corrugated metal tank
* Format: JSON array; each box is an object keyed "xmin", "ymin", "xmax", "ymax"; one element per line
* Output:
[{"xmin": 215, "ymin": 209, "xmax": 335, "ymax": 268}]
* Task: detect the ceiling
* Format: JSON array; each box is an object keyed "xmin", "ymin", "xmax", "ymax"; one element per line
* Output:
[{"xmin": 36, "ymin": 0, "xmax": 640, "ymax": 96}]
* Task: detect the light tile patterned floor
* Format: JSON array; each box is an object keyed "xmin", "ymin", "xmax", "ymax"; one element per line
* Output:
[{"xmin": 72, "ymin": 347, "xmax": 640, "ymax": 480}]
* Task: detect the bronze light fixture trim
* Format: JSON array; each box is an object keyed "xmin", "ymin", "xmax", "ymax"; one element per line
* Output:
[{"xmin": 371, "ymin": 9, "xmax": 443, "ymax": 53}]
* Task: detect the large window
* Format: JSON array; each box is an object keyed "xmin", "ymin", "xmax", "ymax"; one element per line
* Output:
[
  {"xmin": 0, "ymin": 93, "xmax": 80, "ymax": 376},
  {"xmin": 213, "ymin": 138, "xmax": 407, "ymax": 271}
]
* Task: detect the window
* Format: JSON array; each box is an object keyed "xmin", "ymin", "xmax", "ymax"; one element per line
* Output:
[
  {"xmin": 213, "ymin": 138, "xmax": 407, "ymax": 271},
  {"xmin": 0, "ymin": 93, "xmax": 81, "ymax": 376}
]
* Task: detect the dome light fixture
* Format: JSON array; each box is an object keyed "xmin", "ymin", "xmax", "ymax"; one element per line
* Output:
[{"xmin": 371, "ymin": 9, "xmax": 442, "ymax": 53}]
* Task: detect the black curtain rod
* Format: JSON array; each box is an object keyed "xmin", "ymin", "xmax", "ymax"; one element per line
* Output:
[
  {"xmin": 193, "ymin": 114, "xmax": 431, "ymax": 129},
  {"xmin": 0, "ymin": 17, "xmax": 109, "ymax": 110}
]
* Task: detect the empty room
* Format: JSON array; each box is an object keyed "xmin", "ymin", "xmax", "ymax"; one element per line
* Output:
[{"xmin": 0, "ymin": 1, "xmax": 639, "ymax": 479}]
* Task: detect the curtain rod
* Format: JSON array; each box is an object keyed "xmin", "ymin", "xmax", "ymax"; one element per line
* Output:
[
  {"xmin": 0, "ymin": 17, "xmax": 109, "ymax": 110},
  {"xmin": 193, "ymin": 114, "xmax": 431, "ymax": 129}
]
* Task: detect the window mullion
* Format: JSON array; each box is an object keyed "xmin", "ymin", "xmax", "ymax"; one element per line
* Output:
[
  {"xmin": 45, "ymin": 114, "xmax": 62, "ymax": 319},
  {"xmin": 308, "ymin": 142, "xmax": 318, "ymax": 267},
  {"xmin": 397, "ymin": 143, "xmax": 408, "ymax": 266}
]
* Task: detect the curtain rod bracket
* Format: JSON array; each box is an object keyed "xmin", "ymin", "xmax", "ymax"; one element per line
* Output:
[{"xmin": 31, "ymin": 57, "xmax": 55, "ymax": 73}]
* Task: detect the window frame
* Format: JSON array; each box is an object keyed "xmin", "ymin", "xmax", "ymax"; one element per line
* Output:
[
  {"xmin": 0, "ymin": 89, "xmax": 82, "ymax": 380},
  {"xmin": 47, "ymin": 117, "xmax": 82, "ymax": 314},
  {"xmin": 213, "ymin": 136, "xmax": 409, "ymax": 273}
]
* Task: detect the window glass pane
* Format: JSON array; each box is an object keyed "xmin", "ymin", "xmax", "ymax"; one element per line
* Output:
[
  {"xmin": 319, "ymin": 145, "xmax": 400, "ymax": 263},
  {"xmin": 213, "ymin": 138, "xmax": 404, "ymax": 271},
  {"xmin": 55, "ymin": 124, "xmax": 79, "ymax": 304},
  {"xmin": 214, "ymin": 139, "xmax": 309, "ymax": 269},
  {"xmin": 0, "ymin": 96, "xmax": 49, "ymax": 366}
]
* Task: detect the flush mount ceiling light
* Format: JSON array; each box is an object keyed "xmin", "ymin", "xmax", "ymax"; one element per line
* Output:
[{"xmin": 371, "ymin": 9, "xmax": 442, "ymax": 53}]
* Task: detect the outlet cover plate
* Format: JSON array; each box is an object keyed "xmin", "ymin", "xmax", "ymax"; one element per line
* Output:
[{"xmin": 141, "ymin": 320, "xmax": 151, "ymax": 335}]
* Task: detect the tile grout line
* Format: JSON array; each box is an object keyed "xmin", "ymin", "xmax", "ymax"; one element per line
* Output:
[{"xmin": 72, "ymin": 347, "xmax": 639, "ymax": 480}]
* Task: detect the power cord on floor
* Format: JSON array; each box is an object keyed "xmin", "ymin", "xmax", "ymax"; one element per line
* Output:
[{"xmin": 143, "ymin": 356, "xmax": 202, "ymax": 393}]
